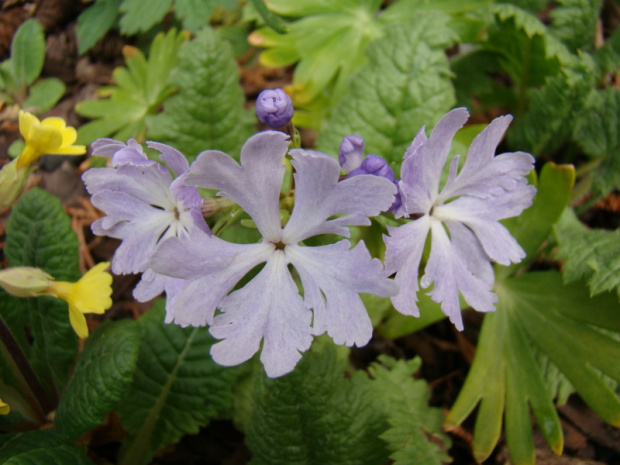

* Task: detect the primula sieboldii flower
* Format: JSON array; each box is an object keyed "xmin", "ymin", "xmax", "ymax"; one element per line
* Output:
[
  {"xmin": 0, "ymin": 263, "xmax": 113, "ymax": 338},
  {"xmin": 339, "ymin": 135, "xmax": 401, "ymax": 212},
  {"xmin": 150, "ymin": 131, "xmax": 398, "ymax": 377},
  {"xmin": 82, "ymin": 139, "xmax": 208, "ymax": 311},
  {"xmin": 256, "ymin": 88, "xmax": 294, "ymax": 128},
  {"xmin": 384, "ymin": 108, "xmax": 536, "ymax": 330},
  {"xmin": 16, "ymin": 111, "xmax": 86, "ymax": 170}
]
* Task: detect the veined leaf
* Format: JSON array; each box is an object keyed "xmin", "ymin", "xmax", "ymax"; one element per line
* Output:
[
  {"xmin": 4, "ymin": 188, "xmax": 80, "ymax": 396},
  {"xmin": 116, "ymin": 302, "xmax": 242, "ymax": 465},
  {"xmin": 0, "ymin": 430, "xmax": 91, "ymax": 465},
  {"xmin": 555, "ymin": 208, "xmax": 620, "ymax": 299},
  {"xmin": 316, "ymin": 15, "xmax": 456, "ymax": 166},
  {"xmin": 55, "ymin": 320, "xmax": 141, "ymax": 439},
  {"xmin": 549, "ymin": 0, "xmax": 602, "ymax": 53},
  {"xmin": 147, "ymin": 26, "xmax": 254, "ymax": 162},
  {"xmin": 595, "ymin": 26, "xmax": 620, "ymax": 77},
  {"xmin": 76, "ymin": 29, "xmax": 187, "ymax": 144},
  {"xmin": 446, "ymin": 272, "xmax": 620, "ymax": 465}
]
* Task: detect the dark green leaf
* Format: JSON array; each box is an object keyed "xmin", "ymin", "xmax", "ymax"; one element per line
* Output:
[
  {"xmin": 4, "ymin": 188, "xmax": 80, "ymax": 395},
  {"xmin": 0, "ymin": 430, "xmax": 92, "ymax": 465},
  {"xmin": 116, "ymin": 302, "xmax": 242, "ymax": 465},
  {"xmin": 549, "ymin": 0, "xmax": 602, "ymax": 53},
  {"xmin": 119, "ymin": 0, "xmax": 173, "ymax": 34},
  {"xmin": 10, "ymin": 19, "xmax": 45, "ymax": 87},
  {"xmin": 147, "ymin": 26, "xmax": 254, "ymax": 161},
  {"xmin": 316, "ymin": 15, "xmax": 456, "ymax": 166},
  {"xmin": 55, "ymin": 320, "xmax": 141, "ymax": 439},
  {"xmin": 595, "ymin": 26, "xmax": 620, "ymax": 77},
  {"xmin": 555, "ymin": 208, "xmax": 620, "ymax": 299},
  {"xmin": 76, "ymin": 0, "xmax": 122, "ymax": 55}
]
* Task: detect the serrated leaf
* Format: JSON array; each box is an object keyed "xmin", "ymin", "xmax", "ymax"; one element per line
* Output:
[
  {"xmin": 21, "ymin": 78, "xmax": 65, "ymax": 113},
  {"xmin": 4, "ymin": 188, "xmax": 80, "ymax": 396},
  {"xmin": 174, "ymin": 0, "xmax": 229, "ymax": 32},
  {"xmin": 245, "ymin": 341, "xmax": 389, "ymax": 465},
  {"xmin": 10, "ymin": 19, "xmax": 45, "ymax": 88},
  {"xmin": 76, "ymin": 0, "xmax": 122, "ymax": 55},
  {"xmin": 572, "ymin": 87, "xmax": 620, "ymax": 194},
  {"xmin": 366, "ymin": 356, "xmax": 450, "ymax": 465},
  {"xmin": 595, "ymin": 26, "xmax": 620, "ymax": 76},
  {"xmin": 0, "ymin": 430, "xmax": 90, "ymax": 465},
  {"xmin": 446, "ymin": 271, "xmax": 620, "ymax": 465},
  {"xmin": 76, "ymin": 29, "xmax": 186, "ymax": 144},
  {"xmin": 316, "ymin": 15, "xmax": 456, "ymax": 166},
  {"xmin": 116, "ymin": 301, "xmax": 242, "ymax": 465},
  {"xmin": 55, "ymin": 320, "xmax": 141, "ymax": 439},
  {"xmin": 147, "ymin": 26, "xmax": 254, "ymax": 161},
  {"xmin": 555, "ymin": 208, "xmax": 620, "ymax": 299},
  {"xmin": 119, "ymin": 0, "xmax": 173, "ymax": 34},
  {"xmin": 550, "ymin": 0, "xmax": 602, "ymax": 53}
]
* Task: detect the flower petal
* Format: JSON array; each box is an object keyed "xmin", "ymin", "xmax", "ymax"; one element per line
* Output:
[
  {"xmin": 338, "ymin": 135, "xmax": 365, "ymax": 173},
  {"xmin": 282, "ymin": 149, "xmax": 396, "ymax": 243},
  {"xmin": 210, "ymin": 251, "xmax": 312, "ymax": 377},
  {"xmin": 183, "ymin": 131, "xmax": 289, "ymax": 241}
]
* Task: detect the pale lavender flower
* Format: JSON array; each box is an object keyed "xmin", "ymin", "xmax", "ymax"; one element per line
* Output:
[
  {"xmin": 82, "ymin": 139, "xmax": 209, "ymax": 312},
  {"xmin": 150, "ymin": 131, "xmax": 398, "ymax": 377},
  {"xmin": 384, "ymin": 108, "xmax": 536, "ymax": 330},
  {"xmin": 256, "ymin": 88, "xmax": 294, "ymax": 128}
]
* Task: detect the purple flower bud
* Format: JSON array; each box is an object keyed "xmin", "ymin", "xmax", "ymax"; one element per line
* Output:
[
  {"xmin": 338, "ymin": 135, "xmax": 365, "ymax": 172},
  {"xmin": 349, "ymin": 154, "xmax": 396, "ymax": 184},
  {"xmin": 256, "ymin": 88, "xmax": 294, "ymax": 128}
]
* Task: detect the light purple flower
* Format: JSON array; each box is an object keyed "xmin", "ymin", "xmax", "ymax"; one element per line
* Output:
[
  {"xmin": 256, "ymin": 88, "xmax": 294, "ymax": 128},
  {"xmin": 384, "ymin": 108, "xmax": 536, "ymax": 330},
  {"xmin": 82, "ymin": 139, "xmax": 209, "ymax": 312},
  {"xmin": 150, "ymin": 131, "xmax": 398, "ymax": 377}
]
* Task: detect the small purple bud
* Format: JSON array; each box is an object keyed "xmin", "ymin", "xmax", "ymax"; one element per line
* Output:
[
  {"xmin": 349, "ymin": 154, "xmax": 395, "ymax": 184},
  {"xmin": 256, "ymin": 88, "xmax": 294, "ymax": 128},
  {"xmin": 338, "ymin": 135, "xmax": 365, "ymax": 173}
]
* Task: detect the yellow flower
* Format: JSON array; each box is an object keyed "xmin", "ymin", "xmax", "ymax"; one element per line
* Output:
[
  {"xmin": 46, "ymin": 262, "xmax": 113, "ymax": 338},
  {"xmin": 0, "ymin": 398, "xmax": 9, "ymax": 415},
  {"xmin": 16, "ymin": 111, "xmax": 86, "ymax": 170}
]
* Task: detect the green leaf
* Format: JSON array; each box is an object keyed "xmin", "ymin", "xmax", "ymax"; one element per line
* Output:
[
  {"xmin": 21, "ymin": 78, "xmax": 65, "ymax": 113},
  {"xmin": 555, "ymin": 208, "xmax": 620, "ymax": 299},
  {"xmin": 76, "ymin": 29, "xmax": 186, "ymax": 144},
  {"xmin": 76, "ymin": 0, "xmax": 122, "ymax": 55},
  {"xmin": 0, "ymin": 430, "xmax": 90, "ymax": 465},
  {"xmin": 316, "ymin": 15, "xmax": 456, "ymax": 166},
  {"xmin": 245, "ymin": 341, "xmax": 390, "ymax": 465},
  {"xmin": 377, "ymin": 292, "xmax": 447, "ymax": 339},
  {"xmin": 116, "ymin": 301, "xmax": 242, "ymax": 465},
  {"xmin": 119, "ymin": 0, "xmax": 173, "ymax": 34},
  {"xmin": 55, "ymin": 320, "xmax": 141, "ymax": 439},
  {"xmin": 595, "ymin": 26, "xmax": 620, "ymax": 77},
  {"xmin": 4, "ymin": 188, "xmax": 80, "ymax": 395},
  {"xmin": 572, "ymin": 87, "xmax": 620, "ymax": 194},
  {"xmin": 147, "ymin": 26, "xmax": 254, "ymax": 162},
  {"xmin": 549, "ymin": 0, "xmax": 602, "ymax": 53},
  {"xmin": 499, "ymin": 162, "xmax": 575, "ymax": 280},
  {"xmin": 175, "ymin": 0, "xmax": 231, "ymax": 32},
  {"xmin": 446, "ymin": 272, "xmax": 620, "ymax": 464},
  {"xmin": 366, "ymin": 356, "xmax": 450, "ymax": 465},
  {"xmin": 10, "ymin": 19, "xmax": 45, "ymax": 87}
]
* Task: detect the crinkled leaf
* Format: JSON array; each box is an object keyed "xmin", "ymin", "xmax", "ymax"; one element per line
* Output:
[
  {"xmin": 0, "ymin": 430, "xmax": 90, "ymax": 465},
  {"xmin": 116, "ymin": 301, "xmax": 242, "ymax": 465},
  {"xmin": 4, "ymin": 188, "xmax": 80, "ymax": 395},
  {"xmin": 572, "ymin": 87, "xmax": 620, "ymax": 194},
  {"xmin": 21, "ymin": 78, "xmax": 65, "ymax": 114},
  {"xmin": 174, "ymin": 0, "xmax": 235, "ymax": 32},
  {"xmin": 76, "ymin": 29, "xmax": 186, "ymax": 144},
  {"xmin": 55, "ymin": 320, "xmax": 141, "ymax": 439},
  {"xmin": 595, "ymin": 26, "xmax": 620, "ymax": 76},
  {"xmin": 316, "ymin": 15, "xmax": 456, "ymax": 166},
  {"xmin": 245, "ymin": 341, "xmax": 389, "ymax": 465},
  {"xmin": 10, "ymin": 19, "xmax": 45, "ymax": 87},
  {"xmin": 446, "ymin": 271, "xmax": 620, "ymax": 465},
  {"xmin": 147, "ymin": 26, "xmax": 254, "ymax": 161},
  {"xmin": 76, "ymin": 0, "xmax": 122, "ymax": 55},
  {"xmin": 555, "ymin": 208, "xmax": 620, "ymax": 299},
  {"xmin": 549, "ymin": 0, "xmax": 602, "ymax": 53},
  {"xmin": 366, "ymin": 356, "xmax": 450, "ymax": 465},
  {"xmin": 119, "ymin": 0, "xmax": 173, "ymax": 34}
]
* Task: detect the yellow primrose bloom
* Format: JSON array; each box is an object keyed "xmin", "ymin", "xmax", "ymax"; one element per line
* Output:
[
  {"xmin": 46, "ymin": 262, "xmax": 113, "ymax": 338},
  {"xmin": 16, "ymin": 111, "xmax": 86, "ymax": 170},
  {"xmin": 0, "ymin": 398, "xmax": 9, "ymax": 415}
]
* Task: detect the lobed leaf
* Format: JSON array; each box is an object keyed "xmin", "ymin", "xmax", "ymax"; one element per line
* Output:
[
  {"xmin": 147, "ymin": 26, "xmax": 254, "ymax": 161},
  {"xmin": 116, "ymin": 302, "xmax": 242, "ymax": 465},
  {"xmin": 549, "ymin": 0, "xmax": 602, "ymax": 53},
  {"xmin": 55, "ymin": 320, "xmax": 141, "ymax": 439},
  {"xmin": 316, "ymin": 14, "xmax": 456, "ymax": 166}
]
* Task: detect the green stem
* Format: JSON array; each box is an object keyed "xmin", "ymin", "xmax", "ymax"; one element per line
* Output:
[
  {"xmin": 211, "ymin": 207, "xmax": 244, "ymax": 237},
  {"xmin": 0, "ymin": 316, "xmax": 51, "ymax": 422},
  {"xmin": 251, "ymin": 0, "xmax": 289, "ymax": 34}
]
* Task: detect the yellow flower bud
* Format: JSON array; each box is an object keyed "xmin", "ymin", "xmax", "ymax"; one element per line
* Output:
[
  {"xmin": 0, "ymin": 267, "xmax": 53, "ymax": 298},
  {"xmin": 0, "ymin": 398, "xmax": 9, "ymax": 415},
  {"xmin": 0, "ymin": 158, "xmax": 35, "ymax": 211},
  {"xmin": 15, "ymin": 111, "xmax": 86, "ymax": 170}
]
